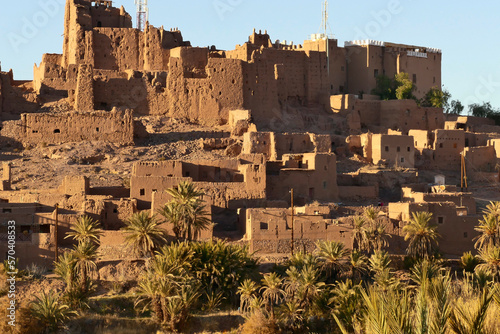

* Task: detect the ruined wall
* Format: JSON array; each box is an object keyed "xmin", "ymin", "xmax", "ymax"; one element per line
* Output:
[
  {"xmin": 245, "ymin": 206, "xmax": 352, "ymax": 254},
  {"xmin": 464, "ymin": 146, "xmax": 497, "ymax": 172},
  {"xmin": 432, "ymin": 129, "xmax": 465, "ymax": 170},
  {"xmin": 388, "ymin": 201, "xmax": 478, "ymax": 256},
  {"xmin": 267, "ymin": 153, "xmax": 338, "ymax": 205},
  {"xmin": 20, "ymin": 109, "xmax": 134, "ymax": 145}
]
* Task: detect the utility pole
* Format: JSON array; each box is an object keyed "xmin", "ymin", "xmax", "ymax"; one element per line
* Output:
[
  {"xmin": 135, "ymin": 0, "xmax": 149, "ymax": 31},
  {"xmin": 290, "ymin": 188, "xmax": 294, "ymax": 256},
  {"xmin": 54, "ymin": 204, "xmax": 59, "ymax": 261}
]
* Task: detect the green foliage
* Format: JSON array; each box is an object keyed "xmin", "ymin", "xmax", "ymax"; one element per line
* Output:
[
  {"xmin": 159, "ymin": 181, "xmax": 212, "ymax": 241},
  {"xmin": 449, "ymin": 99, "xmax": 464, "ymax": 115},
  {"xmin": 421, "ymin": 87, "xmax": 451, "ymax": 109},
  {"xmin": 403, "ymin": 211, "xmax": 440, "ymax": 259},
  {"xmin": 371, "ymin": 74, "xmax": 396, "ymax": 100},
  {"xmin": 371, "ymin": 72, "xmax": 415, "ymax": 101},
  {"xmin": 65, "ymin": 215, "xmax": 103, "ymax": 244},
  {"xmin": 122, "ymin": 211, "xmax": 167, "ymax": 257},
  {"xmin": 461, "ymin": 252, "xmax": 481, "ymax": 273},
  {"xmin": 395, "ymin": 72, "xmax": 416, "ymax": 100},
  {"xmin": 30, "ymin": 291, "xmax": 77, "ymax": 333}
]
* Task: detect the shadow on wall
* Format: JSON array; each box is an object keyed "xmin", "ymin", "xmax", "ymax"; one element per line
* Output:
[{"xmin": 94, "ymin": 77, "xmax": 150, "ymax": 114}]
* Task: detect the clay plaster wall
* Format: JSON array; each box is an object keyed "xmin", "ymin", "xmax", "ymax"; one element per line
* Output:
[
  {"xmin": 463, "ymin": 146, "xmax": 497, "ymax": 172},
  {"xmin": 245, "ymin": 206, "xmax": 352, "ymax": 254},
  {"xmin": 388, "ymin": 201, "xmax": 478, "ymax": 255},
  {"xmin": 267, "ymin": 153, "xmax": 338, "ymax": 205},
  {"xmin": 20, "ymin": 109, "xmax": 134, "ymax": 145}
]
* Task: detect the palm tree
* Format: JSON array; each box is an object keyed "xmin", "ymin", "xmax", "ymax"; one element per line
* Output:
[
  {"xmin": 65, "ymin": 215, "xmax": 103, "ymax": 245},
  {"xmin": 403, "ymin": 211, "xmax": 440, "ymax": 259},
  {"xmin": 160, "ymin": 181, "xmax": 211, "ymax": 241},
  {"xmin": 158, "ymin": 202, "xmax": 182, "ymax": 240},
  {"xmin": 315, "ymin": 240, "xmax": 348, "ymax": 281},
  {"xmin": 296, "ymin": 265, "xmax": 324, "ymax": 309},
  {"xmin": 366, "ymin": 221, "xmax": 391, "ymax": 252},
  {"xmin": 73, "ymin": 241, "xmax": 98, "ymax": 291},
  {"xmin": 483, "ymin": 201, "xmax": 500, "ymax": 219},
  {"xmin": 30, "ymin": 291, "xmax": 77, "ymax": 333},
  {"xmin": 54, "ymin": 251, "xmax": 77, "ymax": 288},
  {"xmin": 352, "ymin": 215, "xmax": 369, "ymax": 252},
  {"xmin": 476, "ymin": 246, "xmax": 500, "ymax": 278},
  {"xmin": 237, "ymin": 279, "xmax": 259, "ymax": 313},
  {"xmin": 474, "ymin": 214, "xmax": 499, "ymax": 250},
  {"xmin": 260, "ymin": 272, "xmax": 284, "ymax": 318},
  {"xmin": 449, "ymin": 288, "xmax": 494, "ymax": 334},
  {"xmin": 349, "ymin": 250, "xmax": 368, "ymax": 281},
  {"xmin": 122, "ymin": 211, "xmax": 167, "ymax": 257},
  {"xmin": 363, "ymin": 206, "xmax": 380, "ymax": 223}
]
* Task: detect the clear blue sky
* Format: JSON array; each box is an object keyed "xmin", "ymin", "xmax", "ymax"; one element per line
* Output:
[{"xmin": 1, "ymin": 0, "xmax": 499, "ymax": 110}]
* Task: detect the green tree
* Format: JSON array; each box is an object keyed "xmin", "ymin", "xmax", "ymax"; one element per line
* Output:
[
  {"xmin": 30, "ymin": 291, "xmax": 76, "ymax": 333},
  {"xmin": 315, "ymin": 240, "xmax": 348, "ymax": 281},
  {"xmin": 395, "ymin": 72, "xmax": 415, "ymax": 100},
  {"xmin": 474, "ymin": 214, "xmax": 499, "ymax": 250},
  {"xmin": 371, "ymin": 74, "xmax": 396, "ymax": 100},
  {"xmin": 261, "ymin": 272, "xmax": 284, "ymax": 318},
  {"xmin": 160, "ymin": 181, "xmax": 211, "ymax": 241},
  {"xmin": 469, "ymin": 102, "xmax": 496, "ymax": 118},
  {"xmin": 122, "ymin": 211, "xmax": 167, "ymax": 257},
  {"xmin": 421, "ymin": 87, "xmax": 450, "ymax": 109},
  {"xmin": 65, "ymin": 215, "xmax": 103, "ymax": 245},
  {"xmin": 403, "ymin": 211, "xmax": 440, "ymax": 259},
  {"xmin": 448, "ymin": 99, "xmax": 464, "ymax": 115}
]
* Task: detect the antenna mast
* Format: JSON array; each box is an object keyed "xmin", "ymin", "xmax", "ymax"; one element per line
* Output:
[
  {"xmin": 322, "ymin": 0, "xmax": 329, "ymax": 37},
  {"xmin": 135, "ymin": 0, "xmax": 149, "ymax": 31}
]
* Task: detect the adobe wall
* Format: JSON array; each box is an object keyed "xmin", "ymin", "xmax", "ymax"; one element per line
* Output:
[
  {"xmin": 20, "ymin": 109, "xmax": 134, "ymax": 145},
  {"xmin": 267, "ymin": 153, "xmax": 338, "ymax": 205},
  {"xmin": 338, "ymin": 186, "xmax": 378, "ymax": 200},
  {"xmin": 245, "ymin": 206, "xmax": 353, "ymax": 254},
  {"xmin": 345, "ymin": 43, "xmax": 441, "ymax": 100},
  {"xmin": 0, "ymin": 72, "xmax": 39, "ymax": 117},
  {"xmin": 463, "ymin": 146, "xmax": 497, "ymax": 172},
  {"xmin": 388, "ymin": 201, "xmax": 479, "ymax": 256},
  {"xmin": 370, "ymin": 134, "xmax": 415, "ymax": 168},
  {"xmin": 432, "ymin": 129, "xmax": 465, "ymax": 170}
]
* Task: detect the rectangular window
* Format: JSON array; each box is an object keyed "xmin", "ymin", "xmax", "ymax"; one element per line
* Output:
[
  {"xmin": 385, "ymin": 146, "xmax": 389, "ymax": 152},
  {"xmin": 140, "ymin": 189, "xmax": 145, "ymax": 196},
  {"xmin": 374, "ymin": 69, "xmax": 379, "ymax": 77},
  {"xmin": 407, "ymin": 147, "xmax": 411, "ymax": 152},
  {"xmin": 400, "ymin": 157, "xmax": 405, "ymax": 163},
  {"xmin": 323, "ymin": 181, "xmax": 327, "ymax": 189},
  {"xmin": 39, "ymin": 225, "xmax": 51, "ymax": 234},
  {"xmin": 413, "ymin": 74, "xmax": 417, "ymax": 84},
  {"xmin": 260, "ymin": 222, "xmax": 268, "ymax": 230},
  {"xmin": 397, "ymin": 147, "xmax": 401, "ymax": 152},
  {"xmin": 438, "ymin": 217, "xmax": 444, "ymax": 224},
  {"xmin": 464, "ymin": 232, "xmax": 468, "ymax": 238}
]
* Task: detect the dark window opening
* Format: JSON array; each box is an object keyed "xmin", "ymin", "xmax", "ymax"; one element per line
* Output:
[
  {"xmin": 54, "ymin": 129, "xmax": 61, "ymax": 134},
  {"xmin": 413, "ymin": 74, "xmax": 417, "ymax": 84},
  {"xmin": 140, "ymin": 189, "xmax": 145, "ymax": 196},
  {"xmin": 464, "ymin": 232, "xmax": 468, "ymax": 238},
  {"xmin": 39, "ymin": 225, "xmax": 50, "ymax": 234},
  {"xmin": 438, "ymin": 217, "xmax": 444, "ymax": 224},
  {"xmin": 97, "ymin": 21, "xmax": 102, "ymax": 27},
  {"xmin": 407, "ymin": 147, "xmax": 411, "ymax": 152},
  {"xmin": 397, "ymin": 146, "xmax": 401, "ymax": 152},
  {"xmin": 439, "ymin": 143, "xmax": 443, "ymax": 148},
  {"xmin": 260, "ymin": 222, "xmax": 268, "ymax": 230},
  {"xmin": 339, "ymin": 85, "xmax": 344, "ymax": 93},
  {"xmin": 2, "ymin": 208, "xmax": 12, "ymax": 213},
  {"xmin": 113, "ymin": 208, "xmax": 118, "ymax": 213},
  {"xmin": 32, "ymin": 130, "xmax": 38, "ymax": 134},
  {"xmin": 96, "ymin": 128, "xmax": 100, "ymax": 132},
  {"xmin": 385, "ymin": 146, "xmax": 389, "ymax": 152},
  {"xmin": 374, "ymin": 69, "xmax": 379, "ymax": 77}
]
